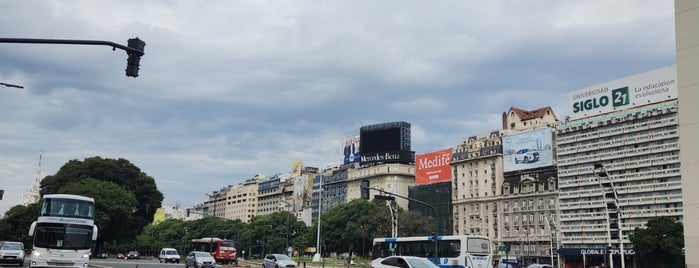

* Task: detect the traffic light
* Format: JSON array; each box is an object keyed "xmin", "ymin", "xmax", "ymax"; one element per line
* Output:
[
  {"xmin": 0, "ymin": 189, "xmax": 4, "ymax": 200},
  {"xmin": 360, "ymin": 180, "xmax": 370, "ymax": 199},
  {"xmin": 125, "ymin": 38, "xmax": 145, "ymax": 77}
]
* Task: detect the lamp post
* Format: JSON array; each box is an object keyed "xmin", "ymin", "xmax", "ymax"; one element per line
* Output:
[
  {"xmin": 281, "ymin": 200, "xmax": 292, "ymax": 256},
  {"xmin": 360, "ymin": 224, "xmax": 367, "ymax": 259}
]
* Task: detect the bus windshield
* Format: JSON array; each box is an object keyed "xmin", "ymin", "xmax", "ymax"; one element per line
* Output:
[
  {"xmin": 221, "ymin": 241, "xmax": 236, "ymax": 248},
  {"xmin": 34, "ymin": 223, "xmax": 93, "ymax": 250},
  {"xmin": 40, "ymin": 198, "xmax": 94, "ymax": 219},
  {"xmin": 466, "ymin": 238, "xmax": 491, "ymax": 254}
]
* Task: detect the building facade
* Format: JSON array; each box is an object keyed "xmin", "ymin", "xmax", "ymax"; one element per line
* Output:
[
  {"xmin": 451, "ymin": 131, "xmax": 505, "ymax": 242},
  {"xmin": 347, "ymin": 163, "xmax": 416, "ymax": 211},
  {"xmin": 676, "ymin": 1, "xmax": 699, "ymax": 266},
  {"xmin": 557, "ymin": 96, "xmax": 681, "ymax": 266},
  {"xmin": 224, "ymin": 176, "xmax": 260, "ymax": 223},
  {"xmin": 452, "ymin": 106, "xmax": 560, "ymax": 266}
]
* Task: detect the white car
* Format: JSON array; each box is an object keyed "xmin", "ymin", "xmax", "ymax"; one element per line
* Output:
[
  {"xmin": 159, "ymin": 247, "xmax": 180, "ymax": 263},
  {"xmin": 526, "ymin": 264, "xmax": 553, "ymax": 268},
  {"xmin": 185, "ymin": 251, "xmax": 215, "ymax": 268},
  {"xmin": 263, "ymin": 254, "xmax": 297, "ymax": 268},
  {"xmin": 0, "ymin": 241, "xmax": 25, "ymax": 267},
  {"xmin": 514, "ymin": 148, "xmax": 539, "ymax": 164},
  {"xmin": 371, "ymin": 256, "xmax": 440, "ymax": 268}
]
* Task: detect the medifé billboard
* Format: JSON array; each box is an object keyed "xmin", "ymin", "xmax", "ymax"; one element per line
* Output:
[{"xmin": 415, "ymin": 148, "xmax": 453, "ymax": 185}]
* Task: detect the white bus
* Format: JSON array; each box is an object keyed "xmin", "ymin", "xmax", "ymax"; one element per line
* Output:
[
  {"xmin": 372, "ymin": 235, "xmax": 493, "ymax": 268},
  {"xmin": 28, "ymin": 194, "xmax": 98, "ymax": 268}
]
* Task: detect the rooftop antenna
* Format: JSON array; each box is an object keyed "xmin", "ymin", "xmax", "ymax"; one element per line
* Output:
[{"xmin": 21, "ymin": 150, "xmax": 43, "ymax": 205}]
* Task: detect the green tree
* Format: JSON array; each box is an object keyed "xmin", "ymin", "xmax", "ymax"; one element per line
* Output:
[
  {"xmin": 58, "ymin": 178, "xmax": 138, "ymax": 245},
  {"xmin": 0, "ymin": 203, "xmax": 40, "ymax": 246},
  {"xmin": 629, "ymin": 216, "xmax": 684, "ymax": 266},
  {"xmin": 39, "ymin": 156, "xmax": 163, "ymax": 250}
]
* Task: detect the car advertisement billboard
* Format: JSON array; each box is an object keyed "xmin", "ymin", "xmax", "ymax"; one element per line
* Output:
[
  {"xmin": 503, "ymin": 128, "xmax": 554, "ymax": 172},
  {"xmin": 415, "ymin": 149, "xmax": 453, "ymax": 185},
  {"xmin": 567, "ymin": 65, "xmax": 677, "ymax": 120},
  {"xmin": 343, "ymin": 136, "xmax": 360, "ymax": 164}
]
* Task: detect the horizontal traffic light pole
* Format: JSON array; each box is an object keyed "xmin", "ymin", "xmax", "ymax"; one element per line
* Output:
[
  {"xmin": 0, "ymin": 37, "xmax": 145, "ymax": 77},
  {"xmin": 0, "ymin": 38, "xmax": 144, "ymax": 56}
]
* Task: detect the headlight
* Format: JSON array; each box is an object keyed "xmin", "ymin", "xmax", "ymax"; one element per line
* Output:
[{"xmin": 33, "ymin": 251, "xmax": 42, "ymax": 257}]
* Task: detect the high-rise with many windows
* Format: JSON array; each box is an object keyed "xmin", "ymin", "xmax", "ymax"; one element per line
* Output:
[{"xmin": 556, "ymin": 65, "xmax": 681, "ymax": 266}]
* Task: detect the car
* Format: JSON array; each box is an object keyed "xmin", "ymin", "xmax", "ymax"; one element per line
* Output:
[
  {"xmin": 497, "ymin": 261, "xmax": 522, "ymax": 268},
  {"xmin": 526, "ymin": 264, "xmax": 553, "ymax": 268},
  {"xmin": 0, "ymin": 241, "xmax": 25, "ymax": 266},
  {"xmin": 116, "ymin": 253, "xmax": 126, "ymax": 259},
  {"xmin": 185, "ymin": 251, "xmax": 216, "ymax": 268},
  {"xmin": 263, "ymin": 254, "xmax": 297, "ymax": 268},
  {"xmin": 514, "ymin": 148, "xmax": 539, "ymax": 164},
  {"xmin": 126, "ymin": 250, "xmax": 140, "ymax": 259},
  {"xmin": 371, "ymin": 256, "xmax": 440, "ymax": 268},
  {"xmin": 159, "ymin": 247, "xmax": 181, "ymax": 263}
]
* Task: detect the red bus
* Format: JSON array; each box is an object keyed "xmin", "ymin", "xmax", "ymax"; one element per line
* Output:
[{"xmin": 191, "ymin": 237, "xmax": 238, "ymax": 264}]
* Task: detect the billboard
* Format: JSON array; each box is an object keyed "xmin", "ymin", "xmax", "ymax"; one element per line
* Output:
[
  {"xmin": 343, "ymin": 136, "xmax": 360, "ymax": 164},
  {"xmin": 359, "ymin": 121, "xmax": 413, "ymax": 167},
  {"xmin": 292, "ymin": 161, "xmax": 302, "ymax": 177},
  {"xmin": 503, "ymin": 128, "xmax": 554, "ymax": 172},
  {"xmin": 292, "ymin": 175, "xmax": 308, "ymax": 211},
  {"xmin": 415, "ymin": 149, "xmax": 453, "ymax": 185},
  {"xmin": 567, "ymin": 65, "xmax": 677, "ymax": 120}
]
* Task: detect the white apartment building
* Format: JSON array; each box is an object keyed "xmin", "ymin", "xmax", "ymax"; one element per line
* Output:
[
  {"xmin": 224, "ymin": 177, "xmax": 259, "ymax": 223},
  {"xmin": 556, "ymin": 65, "xmax": 681, "ymax": 266}
]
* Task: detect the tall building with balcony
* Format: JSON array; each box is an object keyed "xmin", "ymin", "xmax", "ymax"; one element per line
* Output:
[
  {"xmin": 556, "ymin": 65, "xmax": 681, "ymax": 266},
  {"xmin": 453, "ymin": 106, "xmax": 560, "ymax": 266},
  {"xmin": 451, "ymin": 131, "xmax": 505, "ymax": 241},
  {"xmin": 205, "ymin": 185, "xmax": 231, "ymax": 219},
  {"xmin": 257, "ymin": 173, "xmax": 294, "ymax": 216},
  {"xmin": 224, "ymin": 175, "xmax": 260, "ymax": 223}
]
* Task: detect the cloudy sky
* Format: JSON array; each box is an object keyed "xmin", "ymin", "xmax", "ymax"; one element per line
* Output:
[{"xmin": 0, "ymin": 1, "xmax": 676, "ymax": 216}]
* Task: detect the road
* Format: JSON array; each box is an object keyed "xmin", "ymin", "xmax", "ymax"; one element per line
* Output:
[{"xmin": 0, "ymin": 258, "xmax": 259, "ymax": 268}]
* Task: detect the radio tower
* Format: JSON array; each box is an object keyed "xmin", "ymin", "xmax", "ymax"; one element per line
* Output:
[{"xmin": 21, "ymin": 150, "xmax": 43, "ymax": 205}]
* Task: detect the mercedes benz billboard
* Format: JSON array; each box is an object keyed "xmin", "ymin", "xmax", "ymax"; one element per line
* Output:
[{"xmin": 359, "ymin": 121, "xmax": 413, "ymax": 167}]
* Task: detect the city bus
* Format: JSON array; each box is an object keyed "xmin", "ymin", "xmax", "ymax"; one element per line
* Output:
[
  {"xmin": 372, "ymin": 235, "xmax": 493, "ymax": 268},
  {"xmin": 28, "ymin": 194, "xmax": 98, "ymax": 268},
  {"xmin": 191, "ymin": 237, "xmax": 238, "ymax": 264}
]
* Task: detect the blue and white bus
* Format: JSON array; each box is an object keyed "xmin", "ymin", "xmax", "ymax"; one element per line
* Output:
[
  {"xmin": 28, "ymin": 194, "xmax": 98, "ymax": 268},
  {"xmin": 372, "ymin": 235, "xmax": 493, "ymax": 268}
]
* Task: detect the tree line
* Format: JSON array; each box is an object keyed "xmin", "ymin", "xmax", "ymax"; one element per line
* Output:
[{"xmin": 0, "ymin": 156, "xmax": 433, "ymax": 258}]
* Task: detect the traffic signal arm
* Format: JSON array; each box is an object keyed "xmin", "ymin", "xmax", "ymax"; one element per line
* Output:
[{"xmin": 0, "ymin": 37, "xmax": 145, "ymax": 77}]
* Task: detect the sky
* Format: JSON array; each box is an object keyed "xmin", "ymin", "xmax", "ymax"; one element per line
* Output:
[{"xmin": 0, "ymin": 1, "xmax": 677, "ymax": 216}]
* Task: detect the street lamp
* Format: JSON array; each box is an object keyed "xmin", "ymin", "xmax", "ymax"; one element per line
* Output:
[{"xmin": 280, "ymin": 200, "xmax": 292, "ymax": 256}]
